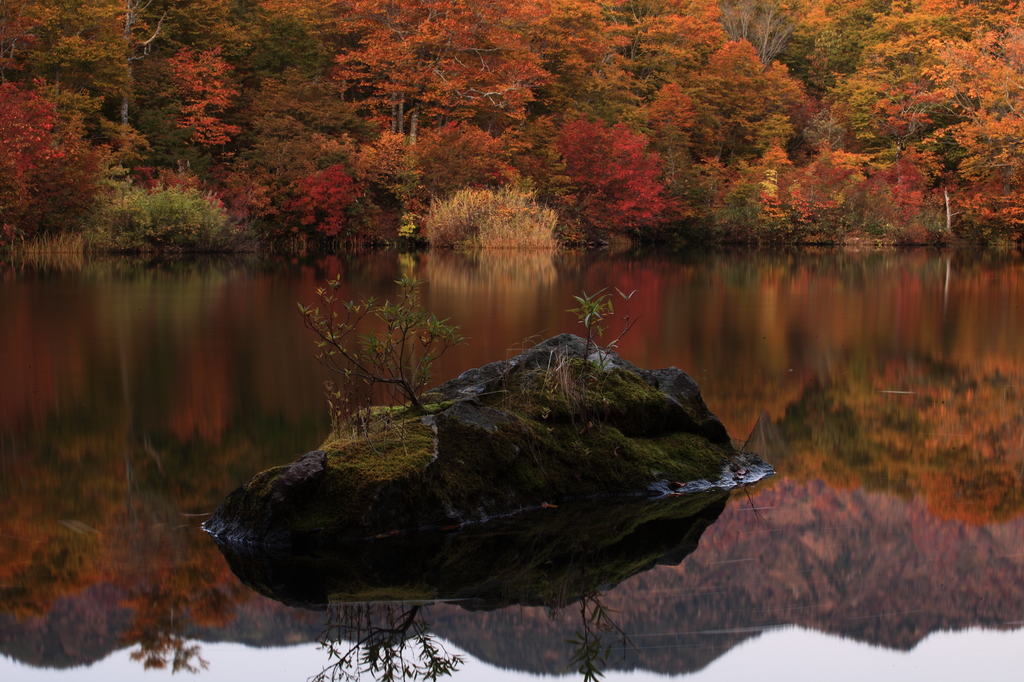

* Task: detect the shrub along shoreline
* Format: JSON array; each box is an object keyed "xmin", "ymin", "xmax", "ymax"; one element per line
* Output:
[{"xmin": 4, "ymin": 180, "xmax": 978, "ymax": 258}]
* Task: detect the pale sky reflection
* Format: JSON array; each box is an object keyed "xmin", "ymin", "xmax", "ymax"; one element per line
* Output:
[{"xmin": 3, "ymin": 626, "xmax": 1024, "ymax": 682}]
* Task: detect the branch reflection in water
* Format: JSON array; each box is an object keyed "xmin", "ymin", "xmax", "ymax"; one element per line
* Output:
[
  {"xmin": 312, "ymin": 603, "xmax": 462, "ymax": 682},
  {"xmin": 564, "ymin": 593, "xmax": 632, "ymax": 682},
  {"xmin": 129, "ymin": 636, "xmax": 209, "ymax": 674},
  {"xmin": 308, "ymin": 592, "xmax": 635, "ymax": 682}
]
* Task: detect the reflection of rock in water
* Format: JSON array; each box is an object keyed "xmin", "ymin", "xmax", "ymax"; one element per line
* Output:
[
  {"xmin": 426, "ymin": 478, "xmax": 1024, "ymax": 677},
  {"xmin": 216, "ymin": 492, "xmax": 728, "ymax": 681},
  {"xmin": 212, "ymin": 492, "xmax": 728, "ymax": 610}
]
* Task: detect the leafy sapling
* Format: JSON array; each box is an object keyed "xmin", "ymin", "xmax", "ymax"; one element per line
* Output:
[
  {"xmin": 299, "ymin": 276, "xmax": 466, "ymax": 411},
  {"xmin": 566, "ymin": 287, "xmax": 641, "ymax": 433},
  {"xmin": 568, "ymin": 287, "xmax": 641, "ymax": 362}
]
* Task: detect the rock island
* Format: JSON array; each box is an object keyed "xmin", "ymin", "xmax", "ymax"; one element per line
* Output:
[{"xmin": 205, "ymin": 333, "xmax": 773, "ymax": 548}]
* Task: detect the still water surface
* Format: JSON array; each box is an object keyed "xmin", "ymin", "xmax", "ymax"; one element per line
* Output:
[{"xmin": 2, "ymin": 248, "xmax": 1024, "ymax": 680}]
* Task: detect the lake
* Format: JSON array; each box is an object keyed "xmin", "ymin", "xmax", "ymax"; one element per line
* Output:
[{"xmin": 3, "ymin": 247, "xmax": 1024, "ymax": 681}]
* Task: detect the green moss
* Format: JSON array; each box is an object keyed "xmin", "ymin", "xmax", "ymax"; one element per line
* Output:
[
  {"xmin": 307, "ymin": 401, "xmax": 725, "ymax": 541},
  {"xmin": 421, "ymin": 400, "xmax": 457, "ymax": 414},
  {"xmin": 491, "ymin": 363, "xmax": 689, "ymax": 436},
  {"xmin": 632, "ymin": 432, "xmax": 728, "ymax": 481},
  {"xmin": 300, "ymin": 421, "xmax": 440, "ymax": 533},
  {"xmin": 586, "ymin": 368, "xmax": 671, "ymax": 433}
]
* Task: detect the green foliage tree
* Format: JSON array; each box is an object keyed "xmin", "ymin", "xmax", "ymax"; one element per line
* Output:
[{"xmin": 24, "ymin": 0, "xmax": 127, "ymax": 121}]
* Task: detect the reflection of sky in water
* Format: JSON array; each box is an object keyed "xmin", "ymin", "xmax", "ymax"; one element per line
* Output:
[{"xmin": 4, "ymin": 627, "xmax": 1024, "ymax": 682}]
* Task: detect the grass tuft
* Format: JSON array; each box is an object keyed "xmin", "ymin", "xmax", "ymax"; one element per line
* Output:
[
  {"xmin": 4, "ymin": 232, "xmax": 90, "ymax": 271},
  {"xmin": 425, "ymin": 187, "xmax": 559, "ymax": 249}
]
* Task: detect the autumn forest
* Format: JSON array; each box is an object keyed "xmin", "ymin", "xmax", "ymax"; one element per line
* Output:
[{"xmin": 5, "ymin": 0, "xmax": 1024, "ymax": 248}]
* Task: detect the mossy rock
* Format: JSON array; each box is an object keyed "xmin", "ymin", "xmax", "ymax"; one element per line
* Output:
[{"xmin": 206, "ymin": 334, "xmax": 772, "ymax": 548}]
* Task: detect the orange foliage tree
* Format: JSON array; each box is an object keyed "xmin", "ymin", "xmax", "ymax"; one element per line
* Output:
[
  {"xmin": 527, "ymin": 0, "xmax": 631, "ymax": 118},
  {"xmin": 8, "ymin": 0, "xmax": 1024, "ymax": 243},
  {"xmin": 409, "ymin": 124, "xmax": 513, "ymax": 200},
  {"xmin": 168, "ymin": 47, "xmax": 242, "ymax": 147},
  {"xmin": 645, "ymin": 82, "xmax": 699, "ymax": 216},
  {"xmin": 930, "ymin": 23, "xmax": 1024, "ymax": 238},
  {"xmin": 218, "ymin": 74, "xmax": 371, "ymax": 231},
  {"xmin": 690, "ymin": 40, "xmax": 806, "ymax": 163},
  {"xmin": 335, "ymin": 0, "xmax": 548, "ymax": 132}
]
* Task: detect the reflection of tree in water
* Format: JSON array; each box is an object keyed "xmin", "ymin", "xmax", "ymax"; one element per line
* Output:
[
  {"xmin": 311, "ymin": 603, "xmax": 463, "ymax": 682},
  {"xmin": 564, "ymin": 592, "xmax": 632, "ymax": 682},
  {"xmin": 309, "ymin": 592, "xmax": 633, "ymax": 682},
  {"xmin": 116, "ymin": 543, "xmax": 238, "ymax": 675},
  {"xmin": 129, "ymin": 632, "xmax": 209, "ymax": 673},
  {"xmin": 310, "ymin": 588, "xmax": 638, "ymax": 682}
]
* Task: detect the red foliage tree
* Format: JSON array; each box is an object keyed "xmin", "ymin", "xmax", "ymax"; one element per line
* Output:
[
  {"xmin": 287, "ymin": 165, "xmax": 362, "ymax": 237},
  {"xmin": 871, "ymin": 80, "xmax": 943, "ymax": 153},
  {"xmin": 556, "ymin": 118, "xmax": 668, "ymax": 238},
  {"xmin": 0, "ymin": 83, "xmax": 98, "ymax": 242},
  {"xmin": 865, "ymin": 150, "xmax": 932, "ymax": 225}
]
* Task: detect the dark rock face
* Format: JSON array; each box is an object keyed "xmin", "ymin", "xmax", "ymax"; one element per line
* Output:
[
  {"xmin": 425, "ymin": 402, "xmax": 512, "ymax": 433},
  {"xmin": 204, "ymin": 450, "xmax": 328, "ymax": 544},
  {"xmin": 428, "ymin": 334, "xmax": 729, "ymax": 442},
  {"xmin": 206, "ymin": 334, "xmax": 772, "ymax": 548},
  {"xmin": 639, "ymin": 367, "xmax": 732, "ymax": 443}
]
